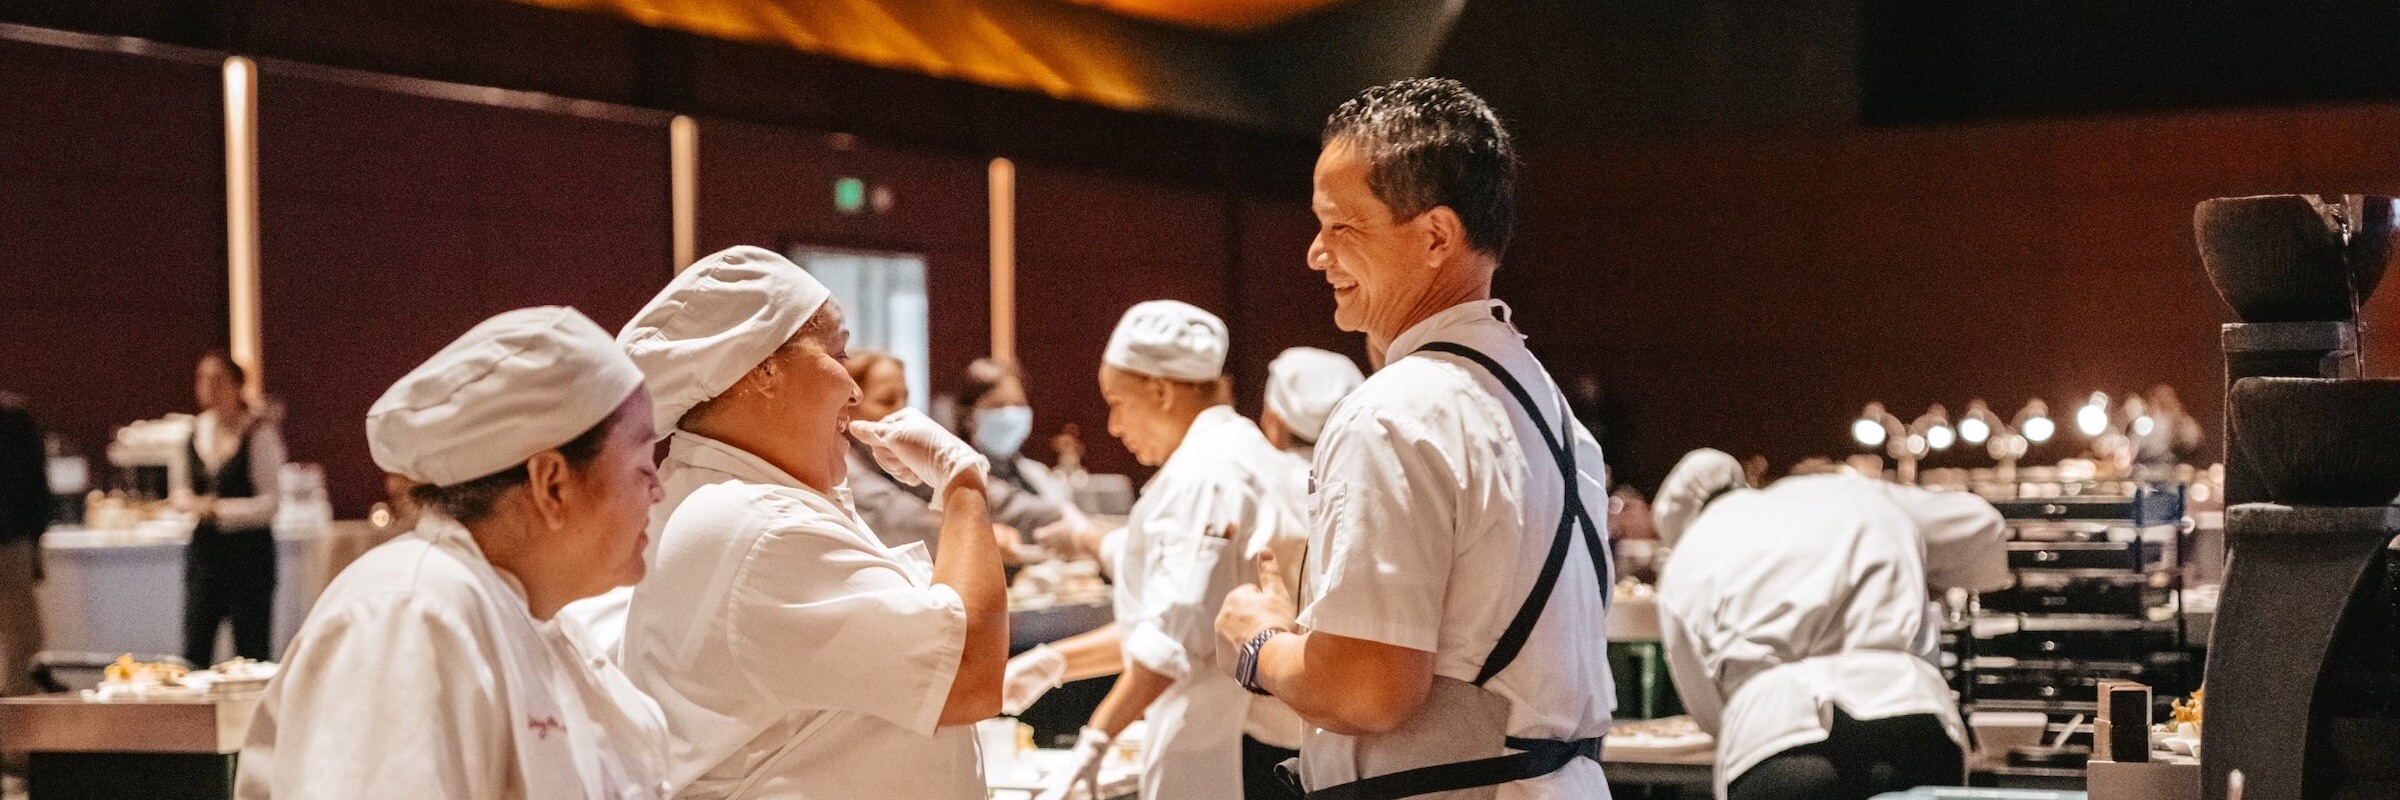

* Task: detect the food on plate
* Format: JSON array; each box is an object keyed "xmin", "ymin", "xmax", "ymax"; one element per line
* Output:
[
  {"xmin": 1007, "ymin": 558, "xmax": 1110, "ymax": 611},
  {"xmin": 189, "ymin": 657, "xmax": 281, "ymax": 695},
  {"xmin": 1607, "ymin": 715, "xmax": 1712, "ymax": 759},
  {"xmin": 1612, "ymin": 715, "xmax": 1701, "ymax": 739},
  {"xmin": 102, "ymin": 654, "xmax": 188, "ymax": 686},
  {"xmin": 2171, "ymin": 688, "xmax": 2204, "ymax": 728},
  {"xmin": 88, "ymin": 655, "xmax": 204, "ymax": 701}
]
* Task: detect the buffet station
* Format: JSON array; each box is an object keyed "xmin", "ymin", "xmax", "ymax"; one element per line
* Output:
[
  {"xmin": 0, "ymin": 656, "xmax": 275, "ymax": 800},
  {"xmin": 37, "ymin": 415, "xmax": 388, "ymax": 666}
]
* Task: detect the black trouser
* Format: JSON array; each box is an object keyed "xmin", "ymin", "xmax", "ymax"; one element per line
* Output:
[
  {"xmin": 1244, "ymin": 735, "xmax": 1301, "ymax": 800},
  {"xmin": 182, "ymin": 527, "xmax": 276, "ymax": 666},
  {"xmin": 1727, "ymin": 709, "xmax": 1962, "ymax": 800}
]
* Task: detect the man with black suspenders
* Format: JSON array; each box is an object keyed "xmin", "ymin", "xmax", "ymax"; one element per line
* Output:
[{"xmin": 1215, "ymin": 78, "xmax": 1615, "ymax": 800}]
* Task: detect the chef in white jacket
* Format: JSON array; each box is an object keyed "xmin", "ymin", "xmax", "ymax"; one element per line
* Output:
[
  {"xmin": 1259, "ymin": 346, "xmax": 1365, "ymax": 467},
  {"xmin": 238, "ymin": 306, "xmax": 669, "ymax": 799},
  {"xmin": 1214, "ymin": 79, "xmax": 1614, "ymax": 800},
  {"xmin": 1254, "ymin": 346, "xmax": 1363, "ymax": 604},
  {"xmin": 1652, "ymin": 448, "xmax": 2013, "ymax": 800},
  {"xmin": 1005, "ymin": 301, "xmax": 1308, "ymax": 800},
  {"xmin": 613, "ymin": 246, "xmax": 1008, "ymax": 799}
]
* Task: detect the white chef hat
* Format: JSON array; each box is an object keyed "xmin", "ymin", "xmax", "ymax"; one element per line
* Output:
[
  {"xmin": 1266, "ymin": 347, "xmax": 1365, "ymax": 443},
  {"xmin": 617, "ymin": 246, "xmax": 833, "ymax": 438},
  {"xmin": 1104, "ymin": 300, "xmax": 1228, "ymax": 382},
  {"xmin": 1653, "ymin": 448, "xmax": 1748, "ymax": 548},
  {"xmin": 367, "ymin": 306, "xmax": 643, "ymax": 488}
]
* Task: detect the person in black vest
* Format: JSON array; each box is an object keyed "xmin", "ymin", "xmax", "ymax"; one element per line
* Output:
[
  {"xmin": 0, "ymin": 393, "xmax": 47, "ymax": 697},
  {"xmin": 177, "ymin": 351, "xmax": 285, "ymax": 665}
]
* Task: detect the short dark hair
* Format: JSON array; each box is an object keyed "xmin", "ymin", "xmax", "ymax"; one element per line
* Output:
[
  {"xmin": 959, "ymin": 358, "xmax": 1019, "ymax": 410},
  {"xmin": 1322, "ymin": 78, "xmax": 1518, "ymax": 258},
  {"xmin": 845, "ymin": 348, "xmax": 901, "ymax": 388},
  {"xmin": 410, "ymin": 405, "xmax": 621, "ymax": 524},
  {"xmin": 200, "ymin": 349, "xmax": 246, "ymax": 386}
]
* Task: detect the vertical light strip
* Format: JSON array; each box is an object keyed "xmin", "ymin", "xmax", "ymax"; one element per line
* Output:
[
  {"xmin": 988, "ymin": 158, "xmax": 1016, "ymax": 364},
  {"xmin": 669, "ymin": 115, "xmax": 699, "ymax": 272},
  {"xmin": 223, "ymin": 56, "xmax": 264, "ymax": 397}
]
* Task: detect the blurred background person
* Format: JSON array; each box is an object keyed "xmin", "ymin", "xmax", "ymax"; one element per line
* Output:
[
  {"xmin": 177, "ymin": 350, "xmax": 285, "ymax": 666},
  {"xmin": 1012, "ymin": 301, "xmax": 1307, "ymax": 800},
  {"xmin": 847, "ymin": 349, "xmax": 1059, "ymax": 562},
  {"xmin": 1569, "ymin": 373, "xmax": 1636, "ymax": 486},
  {"xmin": 0, "ymin": 392, "xmax": 45, "ymax": 699},
  {"xmin": 2131, "ymin": 383, "xmax": 2204, "ymax": 469},
  {"xmin": 1606, "ymin": 477, "xmax": 1663, "ymax": 586},
  {"xmin": 1259, "ymin": 346, "xmax": 1365, "ymax": 465},
  {"xmin": 958, "ymin": 357, "xmax": 1077, "ymax": 510},
  {"xmin": 1652, "ymin": 449, "xmax": 2011, "ymax": 800}
]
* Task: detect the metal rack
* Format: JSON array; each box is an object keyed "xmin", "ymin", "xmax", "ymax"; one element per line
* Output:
[{"xmin": 1945, "ymin": 481, "xmax": 2196, "ymax": 768}]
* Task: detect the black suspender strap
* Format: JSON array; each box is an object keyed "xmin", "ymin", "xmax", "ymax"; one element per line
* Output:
[
  {"xmin": 1300, "ymin": 737, "xmax": 1603, "ymax": 800},
  {"xmin": 1413, "ymin": 342, "xmax": 1611, "ymax": 687}
]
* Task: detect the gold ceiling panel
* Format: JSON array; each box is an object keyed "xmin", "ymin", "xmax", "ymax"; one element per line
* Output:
[
  {"xmin": 513, "ymin": 0, "xmax": 1169, "ymax": 110},
  {"xmin": 1066, "ymin": 0, "xmax": 1351, "ymax": 33}
]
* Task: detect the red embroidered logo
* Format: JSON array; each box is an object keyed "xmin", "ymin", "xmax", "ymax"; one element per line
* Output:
[{"xmin": 527, "ymin": 716, "xmax": 566, "ymax": 740}]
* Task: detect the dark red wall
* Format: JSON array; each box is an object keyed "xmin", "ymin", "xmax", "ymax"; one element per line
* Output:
[
  {"xmin": 0, "ymin": 40, "xmax": 226, "ymax": 471},
  {"xmin": 258, "ymin": 73, "xmax": 671, "ymax": 515},
  {"xmin": 1507, "ymin": 106, "xmax": 2400, "ymax": 491},
  {"xmin": 1225, "ymin": 194, "xmax": 1366, "ymax": 417}
]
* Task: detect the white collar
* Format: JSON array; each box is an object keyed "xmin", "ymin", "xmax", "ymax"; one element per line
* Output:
[
  {"xmin": 667, "ymin": 430, "xmax": 857, "ymax": 514},
  {"xmin": 670, "ymin": 431, "xmax": 810, "ymax": 489},
  {"xmin": 1188, "ymin": 405, "xmax": 1244, "ymax": 437},
  {"xmin": 416, "ymin": 513, "xmax": 534, "ymax": 615},
  {"xmin": 1140, "ymin": 405, "xmax": 1248, "ymax": 492},
  {"xmin": 1383, "ymin": 299, "xmax": 1518, "ymax": 365}
]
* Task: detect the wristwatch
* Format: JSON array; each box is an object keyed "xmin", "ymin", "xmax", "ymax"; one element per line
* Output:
[{"xmin": 1237, "ymin": 627, "xmax": 1287, "ymax": 696}]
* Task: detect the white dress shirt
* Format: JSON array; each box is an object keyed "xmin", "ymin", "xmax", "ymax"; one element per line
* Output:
[
  {"xmin": 1296, "ymin": 300, "xmax": 1615, "ymax": 800},
  {"xmin": 190, "ymin": 410, "xmax": 284, "ymax": 530}
]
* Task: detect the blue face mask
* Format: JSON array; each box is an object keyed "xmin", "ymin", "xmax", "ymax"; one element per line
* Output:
[{"xmin": 973, "ymin": 406, "xmax": 1034, "ymax": 460}]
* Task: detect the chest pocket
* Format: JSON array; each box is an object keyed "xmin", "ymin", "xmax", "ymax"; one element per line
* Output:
[{"xmin": 1297, "ymin": 481, "xmax": 1349, "ymax": 610}]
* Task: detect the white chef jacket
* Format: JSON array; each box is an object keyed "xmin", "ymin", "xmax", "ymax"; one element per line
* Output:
[
  {"xmin": 1114, "ymin": 406, "xmax": 1308, "ymax": 798},
  {"xmin": 236, "ymin": 514, "xmax": 668, "ymax": 800},
  {"xmin": 1655, "ymin": 475, "xmax": 2010, "ymax": 798},
  {"xmin": 621, "ymin": 432, "xmax": 979, "ymax": 800},
  {"xmin": 1296, "ymin": 300, "xmax": 1614, "ymax": 800},
  {"xmin": 1244, "ymin": 446, "xmax": 1316, "ymax": 750}
]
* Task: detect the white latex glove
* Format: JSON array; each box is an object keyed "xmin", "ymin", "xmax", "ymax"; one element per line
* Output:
[
  {"xmin": 848, "ymin": 408, "xmax": 990, "ymax": 510},
  {"xmin": 1032, "ymin": 518, "xmax": 1095, "ymax": 561},
  {"xmin": 1002, "ymin": 644, "xmax": 1067, "ymax": 715},
  {"xmin": 1035, "ymin": 726, "xmax": 1113, "ymax": 800}
]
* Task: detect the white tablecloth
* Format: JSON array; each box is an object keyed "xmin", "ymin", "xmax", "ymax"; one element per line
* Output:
[{"xmin": 35, "ymin": 520, "xmax": 390, "ymax": 662}]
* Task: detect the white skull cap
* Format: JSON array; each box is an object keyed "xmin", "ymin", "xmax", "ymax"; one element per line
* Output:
[
  {"xmin": 617, "ymin": 246, "xmax": 833, "ymax": 439},
  {"xmin": 367, "ymin": 306, "xmax": 643, "ymax": 487},
  {"xmin": 1103, "ymin": 300, "xmax": 1228, "ymax": 382},
  {"xmin": 1265, "ymin": 347, "xmax": 1365, "ymax": 443}
]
